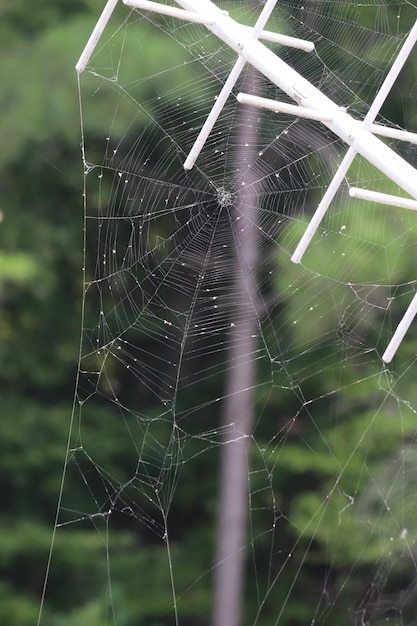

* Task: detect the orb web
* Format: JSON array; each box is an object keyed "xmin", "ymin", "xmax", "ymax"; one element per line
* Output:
[{"xmin": 38, "ymin": 2, "xmax": 417, "ymax": 625}]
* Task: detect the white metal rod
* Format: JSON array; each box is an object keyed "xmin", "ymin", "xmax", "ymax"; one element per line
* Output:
[
  {"xmin": 184, "ymin": 56, "xmax": 247, "ymax": 170},
  {"xmin": 362, "ymin": 19, "xmax": 417, "ymax": 131},
  {"xmin": 382, "ymin": 291, "xmax": 417, "ymax": 362},
  {"xmin": 290, "ymin": 19, "xmax": 417, "ymax": 262},
  {"xmin": 237, "ymin": 94, "xmax": 417, "ymax": 144},
  {"xmin": 349, "ymin": 187, "xmax": 417, "ymax": 211},
  {"xmin": 76, "ymin": 0, "xmax": 119, "ymax": 72},
  {"xmin": 349, "ymin": 129, "xmax": 417, "ymax": 200},
  {"xmin": 242, "ymin": 27, "xmax": 314, "ymax": 52},
  {"xmin": 183, "ymin": 0, "xmax": 278, "ymax": 170},
  {"xmin": 237, "ymin": 93, "xmax": 333, "ymax": 122},
  {"xmin": 123, "ymin": 0, "xmax": 215, "ymax": 25},
  {"xmin": 370, "ymin": 124, "xmax": 417, "ymax": 145},
  {"xmin": 291, "ymin": 146, "xmax": 357, "ymax": 263},
  {"xmin": 124, "ymin": 0, "xmax": 313, "ymax": 50}
]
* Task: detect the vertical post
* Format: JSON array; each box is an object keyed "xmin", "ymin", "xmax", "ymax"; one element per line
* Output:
[{"xmin": 213, "ymin": 67, "xmax": 261, "ymax": 626}]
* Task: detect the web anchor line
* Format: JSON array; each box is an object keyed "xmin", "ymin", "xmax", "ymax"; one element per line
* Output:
[{"xmin": 77, "ymin": 0, "xmax": 417, "ymax": 361}]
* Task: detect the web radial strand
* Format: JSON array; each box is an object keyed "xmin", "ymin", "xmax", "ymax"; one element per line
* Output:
[{"xmin": 39, "ymin": 2, "xmax": 417, "ymax": 626}]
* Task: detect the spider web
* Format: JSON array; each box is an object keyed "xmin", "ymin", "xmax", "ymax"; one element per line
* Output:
[{"xmin": 40, "ymin": 1, "xmax": 417, "ymax": 625}]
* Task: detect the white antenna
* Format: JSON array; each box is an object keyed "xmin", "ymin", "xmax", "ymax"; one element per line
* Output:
[
  {"xmin": 291, "ymin": 18, "xmax": 417, "ymax": 264},
  {"xmin": 77, "ymin": 1, "xmax": 417, "ymax": 361},
  {"xmin": 76, "ymin": 0, "xmax": 119, "ymax": 73}
]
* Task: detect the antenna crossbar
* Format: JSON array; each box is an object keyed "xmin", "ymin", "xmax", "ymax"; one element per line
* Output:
[{"xmin": 77, "ymin": 0, "xmax": 417, "ymax": 360}]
